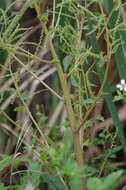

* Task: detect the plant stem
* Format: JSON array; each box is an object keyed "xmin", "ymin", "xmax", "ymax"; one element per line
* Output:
[
  {"xmin": 48, "ymin": 36, "xmax": 84, "ymax": 164},
  {"xmin": 34, "ymin": 2, "xmax": 87, "ymax": 188},
  {"xmin": 49, "ymin": 38, "xmax": 87, "ymax": 190}
]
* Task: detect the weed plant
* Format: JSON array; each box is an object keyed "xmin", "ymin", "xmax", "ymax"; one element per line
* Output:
[{"xmin": 0, "ymin": 0, "xmax": 126, "ymax": 190}]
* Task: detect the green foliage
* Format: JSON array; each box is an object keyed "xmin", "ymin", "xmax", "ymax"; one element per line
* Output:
[
  {"xmin": 0, "ymin": 184, "xmax": 5, "ymax": 190},
  {"xmin": 0, "ymin": 155, "xmax": 12, "ymax": 172},
  {"xmin": 87, "ymin": 170, "xmax": 123, "ymax": 190},
  {"xmin": 0, "ymin": 0, "xmax": 126, "ymax": 190}
]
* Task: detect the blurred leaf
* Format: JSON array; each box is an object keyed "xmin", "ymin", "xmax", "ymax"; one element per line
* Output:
[
  {"xmin": 14, "ymin": 106, "xmax": 25, "ymax": 113},
  {"xmin": 29, "ymin": 161, "xmax": 41, "ymax": 187},
  {"xmin": 83, "ymin": 165, "xmax": 97, "ymax": 177},
  {"xmin": 70, "ymin": 74, "xmax": 79, "ymax": 87},
  {"xmin": 69, "ymin": 178, "xmax": 81, "ymax": 190},
  {"xmin": 113, "ymin": 95, "xmax": 123, "ymax": 102},
  {"xmin": 103, "ymin": 170, "xmax": 123, "ymax": 189},
  {"xmin": 0, "ymin": 0, "xmax": 6, "ymax": 9},
  {"xmin": 87, "ymin": 177, "xmax": 103, "ymax": 190},
  {"xmin": 0, "ymin": 183, "xmax": 5, "ymax": 190},
  {"xmin": 63, "ymin": 127, "xmax": 72, "ymax": 152},
  {"xmin": 87, "ymin": 170, "xmax": 123, "ymax": 190},
  {"xmin": 63, "ymin": 55, "xmax": 72, "ymax": 72},
  {"xmin": 78, "ymin": 99, "xmax": 95, "ymax": 106},
  {"xmin": 0, "ymin": 155, "xmax": 12, "ymax": 172},
  {"xmin": 95, "ymin": 0, "xmax": 104, "ymax": 5},
  {"xmin": 42, "ymin": 173, "xmax": 64, "ymax": 190},
  {"xmin": 0, "ymin": 50, "xmax": 7, "ymax": 64}
]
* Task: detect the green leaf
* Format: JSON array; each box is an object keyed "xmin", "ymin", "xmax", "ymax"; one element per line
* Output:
[
  {"xmin": 70, "ymin": 74, "xmax": 79, "ymax": 87},
  {"xmin": 83, "ymin": 165, "xmax": 97, "ymax": 177},
  {"xmin": 103, "ymin": 170, "xmax": 123, "ymax": 190},
  {"xmin": 0, "ymin": 156, "xmax": 12, "ymax": 172},
  {"xmin": 113, "ymin": 95, "xmax": 123, "ymax": 102},
  {"xmin": 95, "ymin": 0, "xmax": 104, "ymax": 5},
  {"xmin": 63, "ymin": 128, "xmax": 72, "ymax": 151},
  {"xmin": 14, "ymin": 106, "xmax": 25, "ymax": 113},
  {"xmin": 79, "ymin": 99, "xmax": 95, "ymax": 105},
  {"xmin": 63, "ymin": 55, "xmax": 72, "ymax": 72},
  {"xmin": 42, "ymin": 173, "xmax": 64, "ymax": 190},
  {"xmin": 69, "ymin": 178, "xmax": 81, "ymax": 190},
  {"xmin": 29, "ymin": 161, "xmax": 41, "ymax": 187},
  {"xmin": 0, "ymin": 184, "xmax": 5, "ymax": 190},
  {"xmin": 0, "ymin": 0, "xmax": 6, "ymax": 9},
  {"xmin": 87, "ymin": 171, "xmax": 123, "ymax": 190},
  {"xmin": 87, "ymin": 178, "xmax": 103, "ymax": 190}
]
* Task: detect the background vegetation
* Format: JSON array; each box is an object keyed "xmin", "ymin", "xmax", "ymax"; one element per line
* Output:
[{"xmin": 0, "ymin": 0, "xmax": 126, "ymax": 189}]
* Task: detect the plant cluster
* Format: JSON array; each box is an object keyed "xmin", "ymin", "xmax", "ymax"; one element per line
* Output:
[{"xmin": 0, "ymin": 0, "xmax": 126, "ymax": 190}]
